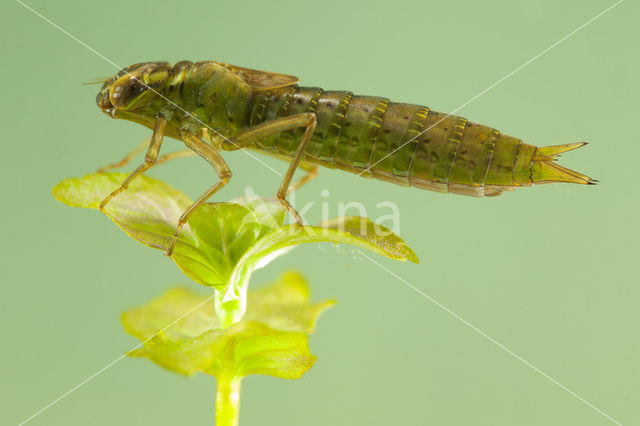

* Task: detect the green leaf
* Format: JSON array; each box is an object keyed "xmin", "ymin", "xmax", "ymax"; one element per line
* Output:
[
  {"xmin": 218, "ymin": 217, "xmax": 417, "ymax": 325},
  {"xmin": 54, "ymin": 173, "xmax": 417, "ymax": 323},
  {"xmin": 122, "ymin": 287, "xmax": 220, "ymax": 341},
  {"xmin": 321, "ymin": 216, "xmax": 419, "ymax": 264},
  {"xmin": 232, "ymin": 195, "xmax": 286, "ymax": 234},
  {"xmin": 128, "ymin": 329, "xmax": 222, "ymax": 376},
  {"xmin": 177, "ymin": 203, "xmax": 262, "ymax": 286},
  {"xmin": 123, "ymin": 271, "xmax": 333, "ymax": 339},
  {"xmin": 122, "ymin": 271, "xmax": 330, "ymax": 378},
  {"xmin": 129, "ymin": 322, "xmax": 314, "ymax": 379},
  {"xmin": 53, "ymin": 172, "xmax": 193, "ymax": 251},
  {"xmin": 53, "ymin": 173, "xmax": 267, "ymax": 288},
  {"xmin": 245, "ymin": 271, "xmax": 335, "ymax": 333},
  {"xmin": 212, "ymin": 321, "xmax": 314, "ymax": 379}
]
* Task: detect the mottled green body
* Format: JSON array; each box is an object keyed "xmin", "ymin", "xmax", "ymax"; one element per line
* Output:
[
  {"xmin": 107, "ymin": 61, "xmax": 253, "ymax": 142},
  {"xmin": 99, "ymin": 61, "xmax": 592, "ymax": 198},
  {"xmin": 247, "ymin": 85, "xmax": 541, "ymax": 196}
]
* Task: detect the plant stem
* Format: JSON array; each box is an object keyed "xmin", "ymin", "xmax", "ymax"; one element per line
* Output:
[
  {"xmin": 214, "ymin": 289, "xmax": 243, "ymax": 329},
  {"xmin": 215, "ymin": 374, "xmax": 242, "ymax": 426}
]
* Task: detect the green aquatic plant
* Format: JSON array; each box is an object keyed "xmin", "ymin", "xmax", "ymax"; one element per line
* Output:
[{"xmin": 53, "ymin": 172, "xmax": 418, "ymax": 425}]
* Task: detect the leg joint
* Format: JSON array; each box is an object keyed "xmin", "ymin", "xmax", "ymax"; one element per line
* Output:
[{"xmin": 305, "ymin": 113, "xmax": 317, "ymax": 126}]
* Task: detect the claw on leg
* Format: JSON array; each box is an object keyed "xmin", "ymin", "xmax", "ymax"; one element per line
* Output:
[
  {"xmin": 99, "ymin": 163, "xmax": 148, "ymax": 211},
  {"xmin": 166, "ymin": 215, "xmax": 188, "ymax": 257},
  {"xmin": 98, "ymin": 117, "xmax": 167, "ymax": 213},
  {"xmin": 166, "ymin": 132, "xmax": 232, "ymax": 257},
  {"xmin": 276, "ymin": 195, "xmax": 304, "ymax": 227},
  {"xmin": 99, "ymin": 187, "xmax": 121, "ymax": 212}
]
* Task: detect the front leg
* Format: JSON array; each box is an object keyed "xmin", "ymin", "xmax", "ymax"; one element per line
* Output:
[{"xmin": 99, "ymin": 116, "xmax": 167, "ymax": 211}]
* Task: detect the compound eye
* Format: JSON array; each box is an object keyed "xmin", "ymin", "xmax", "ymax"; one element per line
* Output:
[{"xmin": 109, "ymin": 76, "xmax": 147, "ymax": 109}]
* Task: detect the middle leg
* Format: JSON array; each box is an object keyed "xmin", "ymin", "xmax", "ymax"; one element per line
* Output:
[{"xmin": 166, "ymin": 131, "xmax": 232, "ymax": 256}]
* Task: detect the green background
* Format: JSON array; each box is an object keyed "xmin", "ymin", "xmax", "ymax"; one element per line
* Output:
[{"xmin": 2, "ymin": 0, "xmax": 638, "ymax": 424}]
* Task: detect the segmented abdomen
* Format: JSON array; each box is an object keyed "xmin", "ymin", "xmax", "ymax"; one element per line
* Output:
[{"xmin": 247, "ymin": 86, "xmax": 539, "ymax": 197}]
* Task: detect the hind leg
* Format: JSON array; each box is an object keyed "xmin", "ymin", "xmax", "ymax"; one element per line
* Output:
[
  {"xmin": 287, "ymin": 162, "xmax": 318, "ymax": 194},
  {"xmin": 226, "ymin": 113, "xmax": 317, "ymax": 225}
]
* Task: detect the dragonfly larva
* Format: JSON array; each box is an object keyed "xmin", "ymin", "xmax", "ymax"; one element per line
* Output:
[{"xmin": 95, "ymin": 60, "xmax": 595, "ymax": 255}]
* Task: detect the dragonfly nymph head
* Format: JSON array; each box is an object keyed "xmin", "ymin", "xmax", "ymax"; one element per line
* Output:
[{"xmin": 96, "ymin": 62, "xmax": 170, "ymax": 116}]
